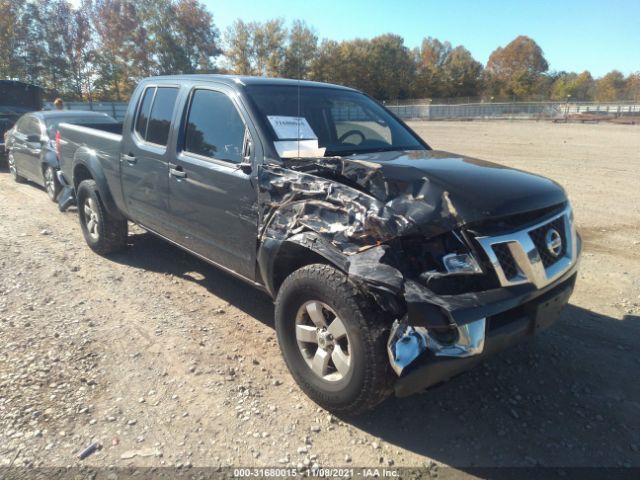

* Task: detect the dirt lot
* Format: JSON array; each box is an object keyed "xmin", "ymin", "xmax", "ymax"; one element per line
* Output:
[{"xmin": 1, "ymin": 121, "xmax": 639, "ymax": 474}]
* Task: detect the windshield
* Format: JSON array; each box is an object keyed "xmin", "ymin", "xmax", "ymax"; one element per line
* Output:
[
  {"xmin": 245, "ymin": 85, "xmax": 426, "ymax": 157},
  {"xmin": 44, "ymin": 115, "xmax": 116, "ymax": 137}
]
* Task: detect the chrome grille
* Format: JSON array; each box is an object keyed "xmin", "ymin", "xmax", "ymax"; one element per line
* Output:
[
  {"xmin": 491, "ymin": 243, "xmax": 519, "ymax": 279},
  {"xmin": 528, "ymin": 216, "xmax": 567, "ymax": 268},
  {"xmin": 476, "ymin": 206, "xmax": 578, "ymax": 289}
]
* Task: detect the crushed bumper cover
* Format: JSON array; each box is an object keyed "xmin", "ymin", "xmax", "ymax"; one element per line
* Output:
[
  {"xmin": 394, "ymin": 265, "xmax": 578, "ymax": 397},
  {"xmin": 56, "ymin": 170, "xmax": 76, "ymax": 212}
]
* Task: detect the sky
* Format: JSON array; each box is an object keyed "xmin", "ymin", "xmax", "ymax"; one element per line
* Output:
[{"xmin": 208, "ymin": 0, "xmax": 640, "ymax": 77}]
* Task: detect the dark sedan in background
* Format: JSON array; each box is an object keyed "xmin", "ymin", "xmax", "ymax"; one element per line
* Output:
[{"xmin": 4, "ymin": 111, "xmax": 118, "ymax": 201}]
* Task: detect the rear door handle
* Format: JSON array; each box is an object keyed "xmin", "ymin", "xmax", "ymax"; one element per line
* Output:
[
  {"xmin": 121, "ymin": 153, "xmax": 137, "ymax": 165},
  {"xmin": 169, "ymin": 165, "xmax": 186, "ymax": 178}
]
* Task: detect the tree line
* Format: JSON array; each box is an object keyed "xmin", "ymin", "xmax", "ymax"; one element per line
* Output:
[{"xmin": 1, "ymin": 0, "xmax": 639, "ymax": 103}]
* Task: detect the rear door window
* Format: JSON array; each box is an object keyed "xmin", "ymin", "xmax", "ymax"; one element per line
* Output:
[
  {"xmin": 15, "ymin": 116, "xmax": 29, "ymax": 134},
  {"xmin": 183, "ymin": 89, "xmax": 246, "ymax": 163},
  {"xmin": 145, "ymin": 87, "xmax": 179, "ymax": 146},
  {"xmin": 21, "ymin": 116, "xmax": 42, "ymax": 136},
  {"xmin": 16, "ymin": 116, "xmax": 39, "ymax": 135},
  {"xmin": 134, "ymin": 87, "xmax": 155, "ymax": 139}
]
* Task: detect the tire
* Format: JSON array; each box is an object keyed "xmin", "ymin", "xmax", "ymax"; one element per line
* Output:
[
  {"xmin": 43, "ymin": 165, "xmax": 61, "ymax": 202},
  {"xmin": 275, "ymin": 264, "xmax": 393, "ymax": 415},
  {"xmin": 77, "ymin": 179, "xmax": 128, "ymax": 255},
  {"xmin": 8, "ymin": 152, "xmax": 26, "ymax": 183}
]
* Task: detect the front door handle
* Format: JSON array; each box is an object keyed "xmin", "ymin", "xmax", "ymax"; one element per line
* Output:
[
  {"xmin": 169, "ymin": 166, "xmax": 186, "ymax": 178},
  {"xmin": 121, "ymin": 153, "xmax": 137, "ymax": 165}
]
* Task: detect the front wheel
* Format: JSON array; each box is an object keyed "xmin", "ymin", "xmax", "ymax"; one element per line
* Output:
[
  {"xmin": 43, "ymin": 166, "xmax": 61, "ymax": 202},
  {"xmin": 77, "ymin": 179, "xmax": 128, "ymax": 255},
  {"xmin": 275, "ymin": 264, "xmax": 392, "ymax": 415}
]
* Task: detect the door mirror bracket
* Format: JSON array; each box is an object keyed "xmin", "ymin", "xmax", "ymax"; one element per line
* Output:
[
  {"xmin": 239, "ymin": 128, "xmax": 253, "ymax": 174},
  {"xmin": 238, "ymin": 160, "xmax": 252, "ymax": 174}
]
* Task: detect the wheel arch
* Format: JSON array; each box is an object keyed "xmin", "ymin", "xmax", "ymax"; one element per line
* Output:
[
  {"xmin": 258, "ymin": 232, "xmax": 350, "ymax": 298},
  {"xmin": 72, "ymin": 150, "xmax": 125, "ymax": 221}
]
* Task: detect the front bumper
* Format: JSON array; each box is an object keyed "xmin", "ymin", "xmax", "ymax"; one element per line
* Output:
[{"xmin": 394, "ymin": 261, "xmax": 578, "ymax": 397}]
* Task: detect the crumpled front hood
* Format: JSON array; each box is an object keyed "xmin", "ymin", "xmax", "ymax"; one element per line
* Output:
[
  {"xmin": 347, "ymin": 149, "xmax": 567, "ymax": 222},
  {"xmin": 257, "ymin": 149, "xmax": 567, "ymax": 254}
]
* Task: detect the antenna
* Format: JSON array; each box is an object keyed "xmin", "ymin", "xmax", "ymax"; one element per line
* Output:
[{"xmin": 297, "ymin": 76, "xmax": 301, "ymax": 158}]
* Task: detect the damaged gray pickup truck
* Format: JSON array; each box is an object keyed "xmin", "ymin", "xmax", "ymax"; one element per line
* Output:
[{"xmin": 56, "ymin": 75, "xmax": 581, "ymax": 414}]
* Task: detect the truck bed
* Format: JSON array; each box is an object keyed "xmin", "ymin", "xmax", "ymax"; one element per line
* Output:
[{"xmin": 57, "ymin": 122, "xmax": 123, "ymax": 185}]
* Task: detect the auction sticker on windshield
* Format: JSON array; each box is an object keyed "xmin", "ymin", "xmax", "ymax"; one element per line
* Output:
[{"xmin": 267, "ymin": 116, "xmax": 317, "ymax": 140}]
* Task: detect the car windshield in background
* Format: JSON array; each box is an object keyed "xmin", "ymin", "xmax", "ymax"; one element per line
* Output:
[
  {"xmin": 245, "ymin": 85, "xmax": 426, "ymax": 157},
  {"xmin": 45, "ymin": 115, "xmax": 116, "ymax": 137}
]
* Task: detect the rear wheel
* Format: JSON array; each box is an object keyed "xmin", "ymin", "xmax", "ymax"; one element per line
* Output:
[
  {"xmin": 275, "ymin": 264, "xmax": 393, "ymax": 415},
  {"xmin": 8, "ymin": 152, "xmax": 25, "ymax": 183},
  {"xmin": 43, "ymin": 166, "xmax": 61, "ymax": 202},
  {"xmin": 77, "ymin": 179, "xmax": 127, "ymax": 255}
]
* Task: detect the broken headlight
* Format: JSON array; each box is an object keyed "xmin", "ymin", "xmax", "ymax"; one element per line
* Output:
[
  {"xmin": 394, "ymin": 231, "xmax": 481, "ymax": 277},
  {"xmin": 395, "ymin": 231, "xmax": 497, "ymax": 294},
  {"xmin": 442, "ymin": 252, "xmax": 482, "ymax": 274}
]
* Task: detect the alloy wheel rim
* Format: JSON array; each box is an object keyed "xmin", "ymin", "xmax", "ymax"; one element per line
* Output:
[
  {"xmin": 295, "ymin": 300, "xmax": 352, "ymax": 382},
  {"xmin": 83, "ymin": 197, "xmax": 100, "ymax": 240},
  {"xmin": 8, "ymin": 154, "xmax": 16, "ymax": 177},
  {"xmin": 45, "ymin": 168, "xmax": 55, "ymax": 197}
]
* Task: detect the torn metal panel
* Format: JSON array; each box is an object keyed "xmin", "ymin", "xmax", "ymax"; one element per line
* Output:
[
  {"xmin": 387, "ymin": 316, "xmax": 486, "ymax": 375},
  {"xmin": 257, "ymin": 157, "xmax": 464, "ymax": 255},
  {"xmin": 258, "ymin": 164, "xmax": 402, "ymax": 253},
  {"xmin": 347, "ymin": 245, "xmax": 404, "ymax": 294},
  {"xmin": 286, "ymin": 232, "xmax": 350, "ymax": 271},
  {"xmin": 257, "ymin": 155, "xmax": 483, "ymax": 318},
  {"xmin": 387, "ymin": 319, "xmax": 427, "ymax": 376},
  {"xmin": 257, "ymin": 232, "xmax": 351, "ymax": 297}
]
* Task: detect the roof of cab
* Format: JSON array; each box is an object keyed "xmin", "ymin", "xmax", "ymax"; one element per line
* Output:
[{"xmin": 142, "ymin": 74, "xmax": 356, "ymax": 92}]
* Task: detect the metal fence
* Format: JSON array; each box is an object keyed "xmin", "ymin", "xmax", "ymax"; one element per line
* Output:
[
  {"xmin": 386, "ymin": 101, "xmax": 640, "ymax": 121},
  {"xmin": 58, "ymin": 100, "xmax": 640, "ymax": 122}
]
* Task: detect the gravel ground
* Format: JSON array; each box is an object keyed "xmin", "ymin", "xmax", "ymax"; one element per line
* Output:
[{"xmin": 0, "ymin": 120, "xmax": 638, "ymax": 474}]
